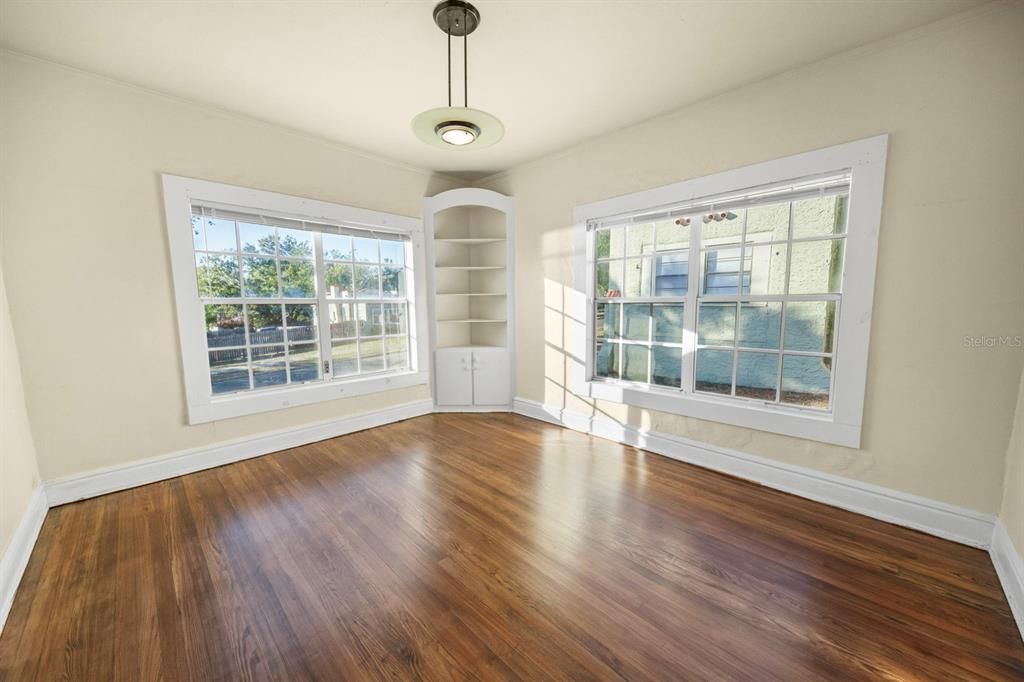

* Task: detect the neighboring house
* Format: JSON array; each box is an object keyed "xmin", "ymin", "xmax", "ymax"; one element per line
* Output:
[{"xmin": 596, "ymin": 195, "xmax": 845, "ymax": 407}]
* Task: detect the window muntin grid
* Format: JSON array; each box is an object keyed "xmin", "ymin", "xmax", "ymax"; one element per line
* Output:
[
  {"xmin": 591, "ymin": 193, "xmax": 847, "ymax": 412},
  {"xmin": 191, "ymin": 212, "xmax": 412, "ymax": 396}
]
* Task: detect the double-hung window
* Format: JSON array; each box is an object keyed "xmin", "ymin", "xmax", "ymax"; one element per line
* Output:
[
  {"xmin": 575, "ymin": 136, "xmax": 887, "ymax": 447},
  {"xmin": 164, "ymin": 176, "xmax": 428, "ymax": 423}
]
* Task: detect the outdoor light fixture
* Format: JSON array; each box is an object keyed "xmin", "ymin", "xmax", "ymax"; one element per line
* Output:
[{"xmin": 412, "ymin": 0, "xmax": 504, "ymax": 150}]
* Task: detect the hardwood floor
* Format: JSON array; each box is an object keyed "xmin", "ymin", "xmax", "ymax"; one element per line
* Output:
[{"xmin": 1, "ymin": 413, "xmax": 1021, "ymax": 680}]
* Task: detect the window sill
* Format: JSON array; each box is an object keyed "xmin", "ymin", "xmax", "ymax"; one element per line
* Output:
[
  {"xmin": 187, "ymin": 370, "xmax": 429, "ymax": 424},
  {"xmin": 583, "ymin": 378, "xmax": 861, "ymax": 448}
]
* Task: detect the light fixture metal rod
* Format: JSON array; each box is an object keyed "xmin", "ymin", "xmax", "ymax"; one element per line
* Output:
[
  {"xmin": 463, "ymin": 7, "xmax": 468, "ymax": 107},
  {"xmin": 447, "ymin": 23, "xmax": 452, "ymax": 107}
]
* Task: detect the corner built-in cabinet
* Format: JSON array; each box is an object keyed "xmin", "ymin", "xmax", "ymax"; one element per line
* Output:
[{"xmin": 425, "ymin": 188, "xmax": 514, "ymax": 409}]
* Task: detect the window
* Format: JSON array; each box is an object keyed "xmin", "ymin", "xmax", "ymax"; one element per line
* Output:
[
  {"xmin": 574, "ymin": 136, "xmax": 888, "ymax": 447},
  {"xmin": 164, "ymin": 176, "xmax": 427, "ymax": 423}
]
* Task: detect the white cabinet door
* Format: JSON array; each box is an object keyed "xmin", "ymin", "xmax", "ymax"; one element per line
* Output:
[
  {"xmin": 435, "ymin": 350, "xmax": 473, "ymax": 406},
  {"xmin": 471, "ymin": 349, "xmax": 510, "ymax": 406}
]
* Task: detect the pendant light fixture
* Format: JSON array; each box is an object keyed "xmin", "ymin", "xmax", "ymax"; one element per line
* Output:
[{"xmin": 412, "ymin": 0, "xmax": 504, "ymax": 150}]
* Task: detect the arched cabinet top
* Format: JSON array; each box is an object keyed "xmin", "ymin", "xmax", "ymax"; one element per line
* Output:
[{"xmin": 424, "ymin": 187, "xmax": 513, "ymax": 214}]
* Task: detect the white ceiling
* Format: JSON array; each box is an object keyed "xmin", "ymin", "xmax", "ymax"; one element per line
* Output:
[{"xmin": 0, "ymin": 0, "xmax": 983, "ymax": 179}]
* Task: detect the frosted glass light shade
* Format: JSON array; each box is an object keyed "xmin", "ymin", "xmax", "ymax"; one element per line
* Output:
[{"xmin": 412, "ymin": 106, "xmax": 504, "ymax": 150}]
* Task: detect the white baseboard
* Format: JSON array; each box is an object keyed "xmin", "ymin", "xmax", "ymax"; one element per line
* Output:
[
  {"xmin": 432, "ymin": 404, "xmax": 512, "ymax": 413},
  {"xmin": 991, "ymin": 520, "xmax": 1024, "ymax": 642},
  {"xmin": 45, "ymin": 398, "xmax": 434, "ymax": 507},
  {"xmin": 513, "ymin": 398, "xmax": 996, "ymax": 549},
  {"xmin": 0, "ymin": 486, "xmax": 47, "ymax": 635}
]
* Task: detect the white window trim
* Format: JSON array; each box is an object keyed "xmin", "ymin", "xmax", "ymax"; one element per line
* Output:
[
  {"xmin": 162, "ymin": 175, "xmax": 430, "ymax": 424},
  {"xmin": 571, "ymin": 135, "xmax": 888, "ymax": 448}
]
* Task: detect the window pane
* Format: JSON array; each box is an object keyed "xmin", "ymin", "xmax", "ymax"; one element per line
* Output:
[
  {"xmin": 247, "ymin": 304, "xmax": 284, "ymax": 345},
  {"xmin": 358, "ymin": 303, "xmax": 383, "ymax": 337},
  {"xmin": 323, "ymin": 234, "xmax": 353, "ymax": 260},
  {"xmin": 595, "ymin": 342, "xmax": 619, "ymax": 379},
  {"xmin": 382, "ymin": 266, "xmax": 405, "ymax": 298},
  {"xmin": 205, "ymin": 304, "xmax": 246, "ymax": 348},
  {"xmin": 288, "ymin": 342, "xmax": 320, "ymax": 383},
  {"xmin": 595, "ymin": 228, "xmax": 611, "ymax": 259},
  {"xmin": 209, "ymin": 349, "xmax": 249, "ymax": 394},
  {"xmin": 652, "ymin": 346, "xmax": 682, "ymax": 388},
  {"xmin": 328, "ymin": 303, "xmax": 356, "ymax": 338},
  {"xmin": 252, "ymin": 345, "xmax": 287, "ymax": 388},
  {"xmin": 792, "ymin": 196, "xmax": 847, "ymax": 239},
  {"xmin": 239, "ymin": 223, "xmax": 276, "ymax": 255},
  {"xmin": 702, "ymin": 246, "xmax": 750, "ymax": 295},
  {"xmin": 331, "ymin": 340, "xmax": 358, "ymax": 376},
  {"xmin": 700, "ymin": 209, "xmax": 744, "ymax": 241},
  {"xmin": 385, "ymin": 336, "xmax": 409, "ymax": 370},
  {"xmin": 285, "ymin": 304, "xmax": 317, "ymax": 343},
  {"xmin": 622, "ymin": 345, "xmax": 649, "ymax": 383},
  {"xmin": 653, "ymin": 304, "xmax": 683, "ymax": 343},
  {"xmin": 381, "ymin": 240, "xmax": 405, "ymax": 266},
  {"xmin": 781, "ymin": 355, "xmax": 831, "ymax": 409},
  {"xmin": 655, "ymin": 221, "xmax": 687, "ymax": 252},
  {"xmin": 281, "ymin": 259, "xmax": 315, "ymax": 298},
  {"xmin": 384, "ymin": 303, "xmax": 407, "ymax": 336},
  {"xmin": 698, "ymin": 302, "xmax": 736, "ymax": 346},
  {"xmin": 744, "ymin": 242, "xmax": 787, "ymax": 296},
  {"xmin": 625, "ymin": 224, "xmax": 655, "ymax": 257},
  {"xmin": 191, "ymin": 215, "xmax": 205, "ymax": 250},
  {"xmin": 277, "ymin": 228, "xmax": 313, "ymax": 257},
  {"xmin": 624, "ymin": 258, "xmax": 651, "ymax": 297},
  {"xmin": 325, "ymin": 262, "xmax": 353, "ymax": 299},
  {"xmin": 596, "ymin": 302, "xmax": 620, "ymax": 340},
  {"xmin": 355, "ymin": 264, "xmax": 381, "ymax": 298},
  {"xmin": 623, "ymin": 303, "xmax": 650, "ymax": 341},
  {"xmin": 739, "ymin": 302, "xmax": 781, "ymax": 349},
  {"xmin": 783, "ymin": 301, "xmax": 836, "ymax": 353},
  {"xmin": 353, "ymin": 236, "xmax": 379, "ymax": 262},
  {"xmin": 695, "ymin": 349, "xmax": 733, "ymax": 395},
  {"xmin": 203, "ymin": 217, "xmax": 237, "ymax": 253},
  {"xmin": 654, "ymin": 252, "xmax": 688, "ymax": 296},
  {"xmin": 608, "ymin": 226, "xmax": 626, "ymax": 258},
  {"xmin": 195, "ymin": 254, "xmax": 241, "ymax": 298},
  {"xmin": 746, "ymin": 203, "xmax": 789, "ymax": 242},
  {"xmin": 596, "ymin": 260, "xmax": 624, "ymax": 298},
  {"xmin": 360, "ymin": 338, "xmax": 386, "ymax": 373},
  {"xmin": 736, "ymin": 351, "xmax": 779, "ymax": 401},
  {"xmin": 788, "ymin": 238, "xmax": 844, "ymax": 294},
  {"xmin": 242, "ymin": 257, "xmax": 279, "ymax": 297}
]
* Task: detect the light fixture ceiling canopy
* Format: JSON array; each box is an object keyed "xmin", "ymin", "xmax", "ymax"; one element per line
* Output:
[
  {"xmin": 412, "ymin": 0, "xmax": 503, "ymax": 151},
  {"xmin": 433, "ymin": 0, "xmax": 480, "ymax": 37}
]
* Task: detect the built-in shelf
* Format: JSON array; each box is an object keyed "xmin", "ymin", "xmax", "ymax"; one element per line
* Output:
[
  {"xmin": 426, "ymin": 188, "xmax": 514, "ymax": 408},
  {"xmin": 435, "ymin": 265, "xmax": 505, "ymax": 271},
  {"xmin": 434, "ymin": 238, "xmax": 506, "ymax": 244},
  {"xmin": 438, "ymin": 318, "xmax": 507, "ymax": 324}
]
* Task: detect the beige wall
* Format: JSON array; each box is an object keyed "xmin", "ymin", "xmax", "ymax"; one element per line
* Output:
[
  {"xmin": 0, "ymin": 53, "xmax": 458, "ymax": 482},
  {"xmin": 1001, "ymin": 368, "xmax": 1024, "ymax": 559},
  {"xmin": 0, "ymin": 259, "xmax": 41, "ymax": 556},
  {"xmin": 481, "ymin": 3, "xmax": 1024, "ymax": 514}
]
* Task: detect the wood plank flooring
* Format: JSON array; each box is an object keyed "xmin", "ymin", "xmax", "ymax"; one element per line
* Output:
[{"xmin": 1, "ymin": 413, "xmax": 1021, "ymax": 680}]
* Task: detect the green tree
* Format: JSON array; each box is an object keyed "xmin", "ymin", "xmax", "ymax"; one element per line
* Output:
[{"xmin": 196, "ymin": 255, "xmax": 240, "ymax": 298}]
